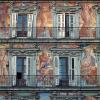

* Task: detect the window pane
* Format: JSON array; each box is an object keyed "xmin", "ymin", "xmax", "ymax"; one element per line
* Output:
[
  {"xmin": 17, "ymin": 14, "xmax": 27, "ymax": 37},
  {"xmin": 23, "ymin": 15, "xmax": 27, "ymax": 31},
  {"xmin": 18, "ymin": 15, "xmax": 22, "ymax": 31}
]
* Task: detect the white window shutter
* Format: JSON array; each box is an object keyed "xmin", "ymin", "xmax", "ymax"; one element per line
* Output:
[
  {"xmin": 29, "ymin": 56, "xmax": 36, "ymax": 86},
  {"xmin": 10, "ymin": 55, "xmax": 16, "ymax": 86},
  {"xmin": 75, "ymin": 13, "xmax": 79, "ymax": 39},
  {"xmin": 57, "ymin": 14, "xmax": 65, "ymax": 38},
  {"xmin": 54, "ymin": 55, "xmax": 60, "ymax": 85},
  {"xmin": 74, "ymin": 56, "xmax": 80, "ymax": 86},
  {"xmin": 11, "ymin": 13, "xmax": 17, "ymax": 37},
  {"xmin": 24, "ymin": 56, "xmax": 29, "ymax": 85},
  {"xmin": 69, "ymin": 14, "xmax": 75, "ymax": 39},
  {"xmin": 27, "ymin": 14, "xmax": 33, "ymax": 37},
  {"xmin": 96, "ymin": 13, "xmax": 100, "ymax": 38},
  {"xmin": 33, "ymin": 13, "xmax": 36, "ymax": 38},
  {"xmin": 62, "ymin": 13, "xmax": 65, "ymax": 37},
  {"xmin": 97, "ymin": 54, "xmax": 100, "ymax": 85},
  {"xmin": 70, "ymin": 56, "xmax": 80, "ymax": 86}
]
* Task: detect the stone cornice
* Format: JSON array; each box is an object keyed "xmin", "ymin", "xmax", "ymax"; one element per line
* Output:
[
  {"xmin": 54, "ymin": 6, "xmax": 81, "ymax": 13},
  {"xmin": 9, "ymin": 6, "xmax": 38, "ymax": 14}
]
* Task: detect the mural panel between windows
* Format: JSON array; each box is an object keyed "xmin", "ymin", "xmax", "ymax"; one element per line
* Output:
[
  {"xmin": 81, "ymin": 44, "xmax": 97, "ymax": 85},
  {"xmin": 37, "ymin": 51, "xmax": 54, "ymax": 86},
  {"xmin": 0, "ymin": 3, "xmax": 10, "ymax": 38}
]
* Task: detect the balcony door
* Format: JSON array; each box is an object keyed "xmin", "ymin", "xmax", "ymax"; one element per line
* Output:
[
  {"xmin": 57, "ymin": 13, "xmax": 79, "ymax": 38},
  {"xmin": 59, "ymin": 56, "xmax": 79, "ymax": 86},
  {"xmin": 59, "ymin": 57, "xmax": 69, "ymax": 86},
  {"xmin": 16, "ymin": 57, "xmax": 26, "ymax": 85}
]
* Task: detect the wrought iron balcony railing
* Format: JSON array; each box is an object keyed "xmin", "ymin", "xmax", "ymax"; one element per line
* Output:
[
  {"xmin": 0, "ymin": 27, "xmax": 97, "ymax": 39},
  {"xmin": 0, "ymin": 75, "xmax": 99, "ymax": 88}
]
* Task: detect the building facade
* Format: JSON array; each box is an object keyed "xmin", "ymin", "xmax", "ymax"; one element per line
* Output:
[{"xmin": 0, "ymin": 1, "xmax": 100, "ymax": 100}]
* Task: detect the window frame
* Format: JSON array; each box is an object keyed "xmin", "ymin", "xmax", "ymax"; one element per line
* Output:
[{"xmin": 57, "ymin": 12, "xmax": 76, "ymax": 38}]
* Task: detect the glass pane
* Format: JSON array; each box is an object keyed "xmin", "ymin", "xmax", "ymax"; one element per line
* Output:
[
  {"xmin": 17, "ymin": 14, "xmax": 27, "ymax": 37},
  {"xmin": 23, "ymin": 15, "xmax": 27, "ymax": 31},
  {"xmin": 18, "ymin": 15, "xmax": 22, "ymax": 31},
  {"xmin": 16, "ymin": 57, "xmax": 25, "ymax": 72}
]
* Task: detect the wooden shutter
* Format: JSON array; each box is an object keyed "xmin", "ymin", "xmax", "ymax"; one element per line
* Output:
[
  {"xmin": 96, "ymin": 13, "xmax": 100, "ymax": 38},
  {"xmin": 33, "ymin": 13, "xmax": 37, "ymax": 38},
  {"xmin": 9, "ymin": 55, "xmax": 16, "ymax": 86},
  {"xmin": 57, "ymin": 13, "xmax": 65, "ymax": 38},
  {"xmin": 24, "ymin": 57, "xmax": 29, "ymax": 85},
  {"xmin": 97, "ymin": 54, "xmax": 100, "ymax": 85},
  {"xmin": 74, "ymin": 12, "xmax": 79, "ymax": 39},
  {"xmin": 69, "ymin": 14, "xmax": 75, "ymax": 39},
  {"xmin": 29, "ymin": 55, "xmax": 36, "ymax": 86},
  {"xmin": 70, "ymin": 56, "xmax": 80, "ymax": 86},
  {"xmin": 27, "ymin": 14, "xmax": 34, "ymax": 37},
  {"xmin": 11, "ymin": 13, "xmax": 17, "ymax": 37},
  {"xmin": 53, "ymin": 55, "xmax": 60, "ymax": 85}
]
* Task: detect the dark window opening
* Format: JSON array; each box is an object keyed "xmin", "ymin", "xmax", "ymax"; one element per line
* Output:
[
  {"xmin": 72, "ymin": 58, "xmax": 74, "ymax": 80},
  {"xmin": 65, "ymin": 14, "xmax": 69, "ymax": 37},
  {"xmin": 16, "ymin": 57, "xmax": 26, "ymax": 86}
]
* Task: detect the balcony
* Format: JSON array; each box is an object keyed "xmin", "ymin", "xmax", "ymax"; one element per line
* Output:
[
  {"xmin": 0, "ymin": 27, "xmax": 99, "ymax": 41},
  {"xmin": 0, "ymin": 75, "xmax": 99, "ymax": 89}
]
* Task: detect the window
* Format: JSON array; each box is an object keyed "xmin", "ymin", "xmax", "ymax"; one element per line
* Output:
[
  {"xmin": 11, "ymin": 13, "xmax": 36, "ymax": 38},
  {"xmin": 57, "ymin": 12, "xmax": 79, "ymax": 38},
  {"xmin": 17, "ymin": 14, "xmax": 27, "ymax": 37}
]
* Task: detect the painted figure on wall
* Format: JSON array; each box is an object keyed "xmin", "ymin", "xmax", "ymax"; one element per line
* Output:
[
  {"xmin": 37, "ymin": 51, "xmax": 53, "ymax": 86},
  {"xmin": 36, "ymin": 3, "xmax": 52, "ymax": 37},
  {"xmin": 84, "ymin": 96, "xmax": 96, "ymax": 100},
  {"xmin": 0, "ymin": 3, "xmax": 10, "ymax": 37},
  {"xmin": 81, "ymin": 45, "xmax": 97, "ymax": 84},
  {"xmin": 80, "ymin": 3, "xmax": 96, "ymax": 38},
  {"xmin": 0, "ymin": 50, "xmax": 8, "ymax": 84}
]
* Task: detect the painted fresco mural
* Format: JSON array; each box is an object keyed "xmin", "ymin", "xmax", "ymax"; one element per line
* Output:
[
  {"xmin": 79, "ymin": 3, "xmax": 96, "ymax": 38},
  {"xmin": 84, "ymin": 96, "xmax": 96, "ymax": 100},
  {"xmin": 0, "ymin": 3, "xmax": 10, "ymax": 38},
  {"xmin": 37, "ymin": 51, "xmax": 54, "ymax": 86},
  {"xmin": 81, "ymin": 44, "xmax": 97, "ymax": 85},
  {"xmin": 36, "ymin": 2, "xmax": 96, "ymax": 38},
  {"xmin": 0, "ymin": 49, "xmax": 8, "ymax": 84},
  {"xmin": 0, "ymin": 1, "xmax": 98, "ymax": 38},
  {"xmin": 0, "ymin": 44, "xmax": 9, "ymax": 84},
  {"xmin": 36, "ymin": 2, "xmax": 52, "ymax": 37}
]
